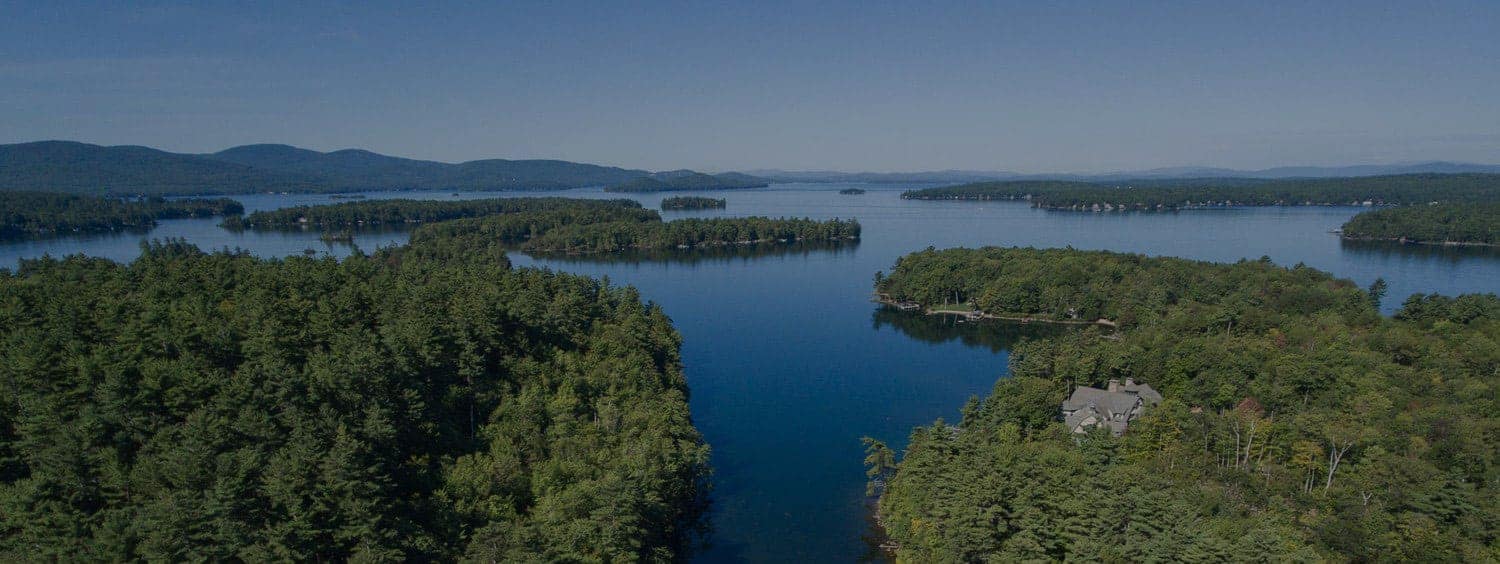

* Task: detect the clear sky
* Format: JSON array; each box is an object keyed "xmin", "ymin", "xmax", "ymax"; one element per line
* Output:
[{"xmin": 3, "ymin": 1, "xmax": 1498, "ymax": 172}]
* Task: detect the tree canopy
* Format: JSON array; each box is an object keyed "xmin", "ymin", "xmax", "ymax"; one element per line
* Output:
[
  {"xmin": 1341, "ymin": 203, "xmax": 1500, "ymax": 246},
  {"xmin": 659, "ymin": 197, "xmax": 726, "ymax": 210},
  {"xmin": 871, "ymin": 247, "xmax": 1498, "ymax": 562},
  {"xmin": 0, "ymin": 232, "xmax": 710, "ymax": 560}
]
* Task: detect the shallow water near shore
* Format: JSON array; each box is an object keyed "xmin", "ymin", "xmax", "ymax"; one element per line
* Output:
[{"xmin": 3, "ymin": 184, "xmax": 1496, "ymax": 562}]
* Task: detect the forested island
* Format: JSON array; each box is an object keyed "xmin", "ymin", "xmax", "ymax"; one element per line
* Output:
[
  {"xmin": 0, "ymin": 191, "xmax": 243, "ymax": 239},
  {"xmin": 226, "ymin": 196, "xmax": 857, "ymax": 254},
  {"xmin": 901, "ymin": 173, "xmax": 1500, "ymax": 210},
  {"xmin": 660, "ymin": 196, "xmax": 726, "ymax": 210},
  {"xmin": 413, "ymin": 213, "xmax": 860, "ymax": 254},
  {"xmin": 867, "ymin": 247, "xmax": 1497, "ymax": 561},
  {"xmin": 0, "ymin": 227, "xmax": 710, "ymax": 559},
  {"xmin": 838, "ymin": 188, "xmax": 866, "ymax": 195},
  {"xmin": 604, "ymin": 170, "xmax": 768, "ymax": 193},
  {"xmin": 222, "ymin": 197, "xmax": 646, "ymax": 230},
  {"xmin": 1340, "ymin": 203, "xmax": 1499, "ymax": 246}
]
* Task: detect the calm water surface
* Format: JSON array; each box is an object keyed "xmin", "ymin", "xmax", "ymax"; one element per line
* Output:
[{"xmin": 3, "ymin": 185, "xmax": 1496, "ymax": 562}]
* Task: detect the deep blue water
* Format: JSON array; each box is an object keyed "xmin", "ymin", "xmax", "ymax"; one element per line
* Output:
[{"xmin": 2, "ymin": 185, "xmax": 1496, "ymax": 562}]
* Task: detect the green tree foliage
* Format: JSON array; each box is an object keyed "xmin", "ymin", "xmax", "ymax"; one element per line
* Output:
[
  {"xmin": 902, "ymin": 173, "xmax": 1500, "ymax": 209},
  {"xmin": 228, "ymin": 196, "xmax": 858, "ymax": 255},
  {"xmin": 659, "ymin": 197, "xmax": 726, "ymax": 210},
  {"xmin": 0, "ymin": 235, "xmax": 710, "ymax": 560},
  {"xmin": 1341, "ymin": 203, "xmax": 1500, "ymax": 246},
  {"xmin": 0, "ymin": 191, "xmax": 243, "ymax": 239},
  {"xmin": 872, "ymin": 247, "xmax": 1498, "ymax": 562}
]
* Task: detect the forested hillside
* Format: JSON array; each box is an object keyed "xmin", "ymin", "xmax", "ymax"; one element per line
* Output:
[
  {"xmin": 0, "ymin": 191, "xmax": 243, "ymax": 239},
  {"xmin": 869, "ymin": 247, "xmax": 1498, "ymax": 561},
  {"xmin": 0, "ymin": 141, "xmax": 650, "ymax": 195},
  {"xmin": 604, "ymin": 171, "xmax": 768, "ymax": 193},
  {"xmin": 901, "ymin": 173, "xmax": 1500, "ymax": 210},
  {"xmin": 0, "ymin": 235, "xmax": 710, "ymax": 560},
  {"xmin": 1341, "ymin": 203, "xmax": 1499, "ymax": 246}
]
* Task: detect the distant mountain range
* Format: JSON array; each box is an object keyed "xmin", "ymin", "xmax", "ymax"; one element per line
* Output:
[
  {"xmin": 3, "ymin": 140, "xmax": 1496, "ymax": 195},
  {"xmin": 604, "ymin": 170, "xmax": 768, "ymax": 193},
  {"xmin": 749, "ymin": 162, "xmax": 1500, "ymax": 184},
  {"xmin": 0, "ymin": 141, "xmax": 653, "ymax": 196}
]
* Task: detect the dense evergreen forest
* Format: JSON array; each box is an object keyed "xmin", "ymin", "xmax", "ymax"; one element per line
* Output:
[
  {"xmin": 901, "ymin": 173, "xmax": 1500, "ymax": 210},
  {"xmin": 413, "ymin": 212, "xmax": 861, "ymax": 254},
  {"xmin": 660, "ymin": 196, "xmax": 726, "ymax": 210},
  {"xmin": 868, "ymin": 247, "xmax": 1498, "ymax": 561},
  {"xmin": 604, "ymin": 171, "xmax": 768, "ymax": 193},
  {"xmin": 1341, "ymin": 203, "xmax": 1500, "ymax": 246},
  {"xmin": 0, "ymin": 191, "xmax": 243, "ymax": 239},
  {"xmin": 0, "ymin": 233, "xmax": 710, "ymax": 560},
  {"xmin": 223, "ymin": 197, "xmax": 646, "ymax": 230},
  {"xmin": 229, "ymin": 195, "xmax": 858, "ymax": 254}
]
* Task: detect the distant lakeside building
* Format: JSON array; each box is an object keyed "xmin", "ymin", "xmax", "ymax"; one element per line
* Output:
[{"xmin": 1060, "ymin": 378, "xmax": 1162, "ymax": 436}]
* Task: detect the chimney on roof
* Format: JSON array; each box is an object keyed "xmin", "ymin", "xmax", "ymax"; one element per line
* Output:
[
  {"xmin": 1107, "ymin": 379, "xmax": 1121, "ymax": 392},
  {"xmin": 1124, "ymin": 377, "xmax": 1136, "ymax": 387}
]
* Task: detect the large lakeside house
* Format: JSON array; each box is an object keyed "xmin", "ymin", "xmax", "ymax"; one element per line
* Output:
[{"xmin": 1061, "ymin": 378, "xmax": 1163, "ymax": 436}]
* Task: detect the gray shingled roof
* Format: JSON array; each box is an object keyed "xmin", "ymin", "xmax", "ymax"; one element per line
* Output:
[{"xmin": 1061, "ymin": 381, "xmax": 1159, "ymax": 436}]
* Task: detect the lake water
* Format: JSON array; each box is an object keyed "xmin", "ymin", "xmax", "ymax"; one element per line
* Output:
[{"xmin": 3, "ymin": 184, "xmax": 1496, "ymax": 562}]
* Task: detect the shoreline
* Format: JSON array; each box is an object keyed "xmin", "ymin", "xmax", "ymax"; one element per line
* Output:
[{"xmin": 873, "ymin": 295, "xmax": 1117, "ymax": 328}]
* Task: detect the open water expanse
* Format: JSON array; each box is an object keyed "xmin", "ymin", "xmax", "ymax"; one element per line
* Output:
[{"xmin": 3, "ymin": 184, "xmax": 1495, "ymax": 562}]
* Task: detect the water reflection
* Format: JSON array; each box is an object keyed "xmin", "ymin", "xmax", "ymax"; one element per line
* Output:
[
  {"xmin": 1338, "ymin": 238, "xmax": 1499, "ymax": 263},
  {"xmin": 523, "ymin": 240, "xmax": 860, "ymax": 266},
  {"xmin": 872, "ymin": 306, "xmax": 1075, "ymax": 353}
]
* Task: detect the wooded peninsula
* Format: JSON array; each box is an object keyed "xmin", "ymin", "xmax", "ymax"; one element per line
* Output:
[
  {"xmin": 0, "ymin": 191, "xmax": 244, "ymax": 239},
  {"xmin": 866, "ymin": 247, "xmax": 1497, "ymax": 561},
  {"xmin": 1340, "ymin": 203, "xmax": 1500, "ymax": 246},
  {"xmin": 0, "ymin": 225, "xmax": 712, "ymax": 560}
]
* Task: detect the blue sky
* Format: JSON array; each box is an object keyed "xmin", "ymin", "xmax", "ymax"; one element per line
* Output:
[{"xmin": 2, "ymin": 1, "xmax": 1497, "ymax": 172}]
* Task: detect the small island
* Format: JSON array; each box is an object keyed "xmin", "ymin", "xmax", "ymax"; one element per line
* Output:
[
  {"xmin": 838, "ymin": 188, "xmax": 866, "ymax": 195},
  {"xmin": 1340, "ymin": 203, "xmax": 1498, "ymax": 247},
  {"xmin": 660, "ymin": 196, "xmax": 726, "ymax": 210},
  {"xmin": 605, "ymin": 170, "xmax": 768, "ymax": 193},
  {"xmin": 0, "ymin": 191, "xmax": 244, "ymax": 239}
]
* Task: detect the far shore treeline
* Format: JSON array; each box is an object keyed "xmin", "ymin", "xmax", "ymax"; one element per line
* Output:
[
  {"xmin": 901, "ymin": 173, "xmax": 1500, "ymax": 209},
  {"xmin": 867, "ymin": 246, "xmax": 1497, "ymax": 561}
]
